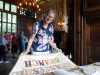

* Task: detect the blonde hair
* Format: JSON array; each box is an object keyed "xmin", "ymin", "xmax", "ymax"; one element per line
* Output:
[{"xmin": 44, "ymin": 9, "xmax": 56, "ymax": 19}]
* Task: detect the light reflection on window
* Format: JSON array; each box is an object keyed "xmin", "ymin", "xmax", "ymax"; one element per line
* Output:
[
  {"xmin": 5, "ymin": 3, "xmax": 10, "ymax": 11},
  {"xmin": 0, "ymin": 22, "xmax": 1, "ymax": 32},
  {"xmin": 8, "ymin": 13, "xmax": 11, "ymax": 23},
  {"xmin": 0, "ymin": 1, "xmax": 3, "ymax": 9},
  {"xmin": 0, "ymin": 12, "xmax": 1, "ymax": 21},
  {"xmin": 8, "ymin": 23, "xmax": 11, "ymax": 32},
  {"xmin": 2, "ymin": 23, "xmax": 6, "ymax": 32},
  {"xmin": 3, "ymin": 12, "xmax": 7, "ymax": 22},
  {"xmin": 11, "ymin": 4, "xmax": 17, "ymax": 13},
  {"xmin": 12, "ymin": 24, "xmax": 16, "ymax": 32},
  {"xmin": 12, "ymin": 15, "xmax": 16, "ymax": 23}
]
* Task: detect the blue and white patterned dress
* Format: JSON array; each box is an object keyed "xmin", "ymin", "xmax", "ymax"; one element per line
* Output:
[{"xmin": 32, "ymin": 20, "xmax": 54, "ymax": 53}]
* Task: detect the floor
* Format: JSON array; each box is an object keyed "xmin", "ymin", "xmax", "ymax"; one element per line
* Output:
[{"xmin": 0, "ymin": 53, "xmax": 18, "ymax": 75}]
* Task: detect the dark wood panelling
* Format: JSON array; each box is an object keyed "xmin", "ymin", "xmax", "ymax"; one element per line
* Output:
[
  {"xmin": 83, "ymin": 0, "xmax": 100, "ymax": 16},
  {"xmin": 91, "ymin": 23, "xmax": 100, "ymax": 61},
  {"xmin": 83, "ymin": 22, "xmax": 100, "ymax": 63},
  {"xmin": 74, "ymin": 0, "xmax": 82, "ymax": 65},
  {"xmin": 82, "ymin": 0, "xmax": 100, "ymax": 64},
  {"xmin": 86, "ymin": 0, "xmax": 100, "ymax": 8},
  {"xmin": 70, "ymin": 0, "xmax": 100, "ymax": 65}
]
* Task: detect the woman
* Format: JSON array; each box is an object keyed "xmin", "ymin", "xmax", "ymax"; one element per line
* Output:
[{"xmin": 25, "ymin": 9, "xmax": 57, "ymax": 55}]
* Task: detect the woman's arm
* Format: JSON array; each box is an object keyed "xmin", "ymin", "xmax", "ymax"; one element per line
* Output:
[
  {"xmin": 49, "ymin": 36, "xmax": 57, "ymax": 48},
  {"xmin": 49, "ymin": 36, "xmax": 62, "ymax": 52},
  {"xmin": 24, "ymin": 34, "xmax": 35, "ymax": 54},
  {"xmin": 24, "ymin": 22, "xmax": 39, "ymax": 54}
]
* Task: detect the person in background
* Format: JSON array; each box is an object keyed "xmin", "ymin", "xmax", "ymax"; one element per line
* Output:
[
  {"xmin": 25, "ymin": 9, "xmax": 58, "ymax": 55},
  {"xmin": 0, "ymin": 34, "xmax": 9, "ymax": 63},
  {"xmin": 4, "ymin": 32, "xmax": 11, "ymax": 52},
  {"xmin": 11, "ymin": 33, "xmax": 18, "ymax": 58},
  {"xmin": 18, "ymin": 32, "xmax": 28, "ymax": 54}
]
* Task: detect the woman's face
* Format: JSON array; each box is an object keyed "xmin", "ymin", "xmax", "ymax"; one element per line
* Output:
[{"xmin": 45, "ymin": 12, "xmax": 55, "ymax": 24}]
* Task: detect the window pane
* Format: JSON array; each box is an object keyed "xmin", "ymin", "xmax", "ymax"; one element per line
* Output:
[
  {"xmin": 12, "ymin": 15, "xmax": 16, "ymax": 23},
  {"xmin": 12, "ymin": 24, "xmax": 16, "ymax": 32},
  {"xmin": 0, "ymin": 1, "xmax": 3, "ymax": 9},
  {"xmin": 0, "ymin": 12, "xmax": 1, "ymax": 21},
  {"xmin": 8, "ymin": 13, "xmax": 11, "ymax": 23},
  {"xmin": 8, "ymin": 23, "xmax": 11, "ymax": 32},
  {"xmin": 11, "ymin": 4, "xmax": 17, "ymax": 13},
  {"xmin": 2, "ymin": 23, "xmax": 6, "ymax": 32},
  {"xmin": 0, "ymin": 22, "xmax": 1, "ymax": 32},
  {"xmin": 3, "ymin": 12, "xmax": 7, "ymax": 22},
  {"xmin": 5, "ymin": 3, "xmax": 10, "ymax": 11}
]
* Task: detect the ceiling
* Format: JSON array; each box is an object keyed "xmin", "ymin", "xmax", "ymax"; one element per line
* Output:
[{"xmin": 3, "ymin": 0, "xmax": 58, "ymax": 12}]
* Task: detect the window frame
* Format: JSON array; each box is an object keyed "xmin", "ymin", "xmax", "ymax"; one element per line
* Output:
[{"xmin": 0, "ymin": 1, "xmax": 17, "ymax": 33}]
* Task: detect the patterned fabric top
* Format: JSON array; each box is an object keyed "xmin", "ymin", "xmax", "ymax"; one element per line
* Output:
[{"xmin": 32, "ymin": 20, "xmax": 54, "ymax": 52}]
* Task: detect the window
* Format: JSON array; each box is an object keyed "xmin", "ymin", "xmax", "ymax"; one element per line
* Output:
[
  {"xmin": 0, "ymin": 22, "xmax": 1, "ymax": 32},
  {"xmin": 11, "ymin": 4, "xmax": 17, "ymax": 13},
  {"xmin": 12, "ymin": 24, "xmax": 16, "ymax": 33},
  {"xmin": 12, "ymin": 15, "xmax": 16, "ymax": 23},
  {"xmin": 0, "ymin": 12, "xmax": 1, "ymax": 21},
  {"xmin": 0, "ymin": 2, "xmax": 17, "ymax": 33},
  {"xmin": 5, "ymin": 3, "xmax": 10, "ymax": 11},
  {"xmin": 2, "ymin": 23, "xmax": 6, "ymax": 32},
  {"xmin": 8, "ymin": 23, "xmax": 11, "ymax": 32},
  {"xmin": 8, "ymin": 13, "xmax": 11, "ymax": 23},
  {"xmin": 0, "ymin": 1, "xmax": 3, "ymax": 9},
  {"xmin": 2, "ymin": 12, "xmax": 7, "ymax": 22}
]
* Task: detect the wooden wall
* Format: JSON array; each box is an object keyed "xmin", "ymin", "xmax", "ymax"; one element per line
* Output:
[
  {"xmin": 84, "ymin": 18, "xmax": 100, "ymax": 64},
  {"xmin": 82, "ymin": 0, "xmax": 100, "ymax": 64},
  {"xmin": 69, "ymin": 0, "xmax": 100, "ymax": 65}
]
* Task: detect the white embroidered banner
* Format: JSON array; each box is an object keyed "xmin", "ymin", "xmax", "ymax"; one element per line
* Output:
[{"xmin": 9, "ymin": 52, "xmax": 77, "ymax": 75}]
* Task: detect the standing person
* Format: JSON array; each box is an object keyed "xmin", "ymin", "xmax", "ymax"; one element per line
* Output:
[
  {"xmin": 0, "ymin": 34, "xmax": 8, "ymax": 63},
  {"xmin": 4, "ymin": 32, "xmax": 11, "ymax": 52},
  {"xmin": 18, "ymin": 32, "xmax": 28, "ymax": 53},
  {"xmin": 11, "ymin": 33, "xmax": 18, "ymax": 58},
  {"xmin": 25, "ymin": 9, "xmax": 58, "ymax": 55}
]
